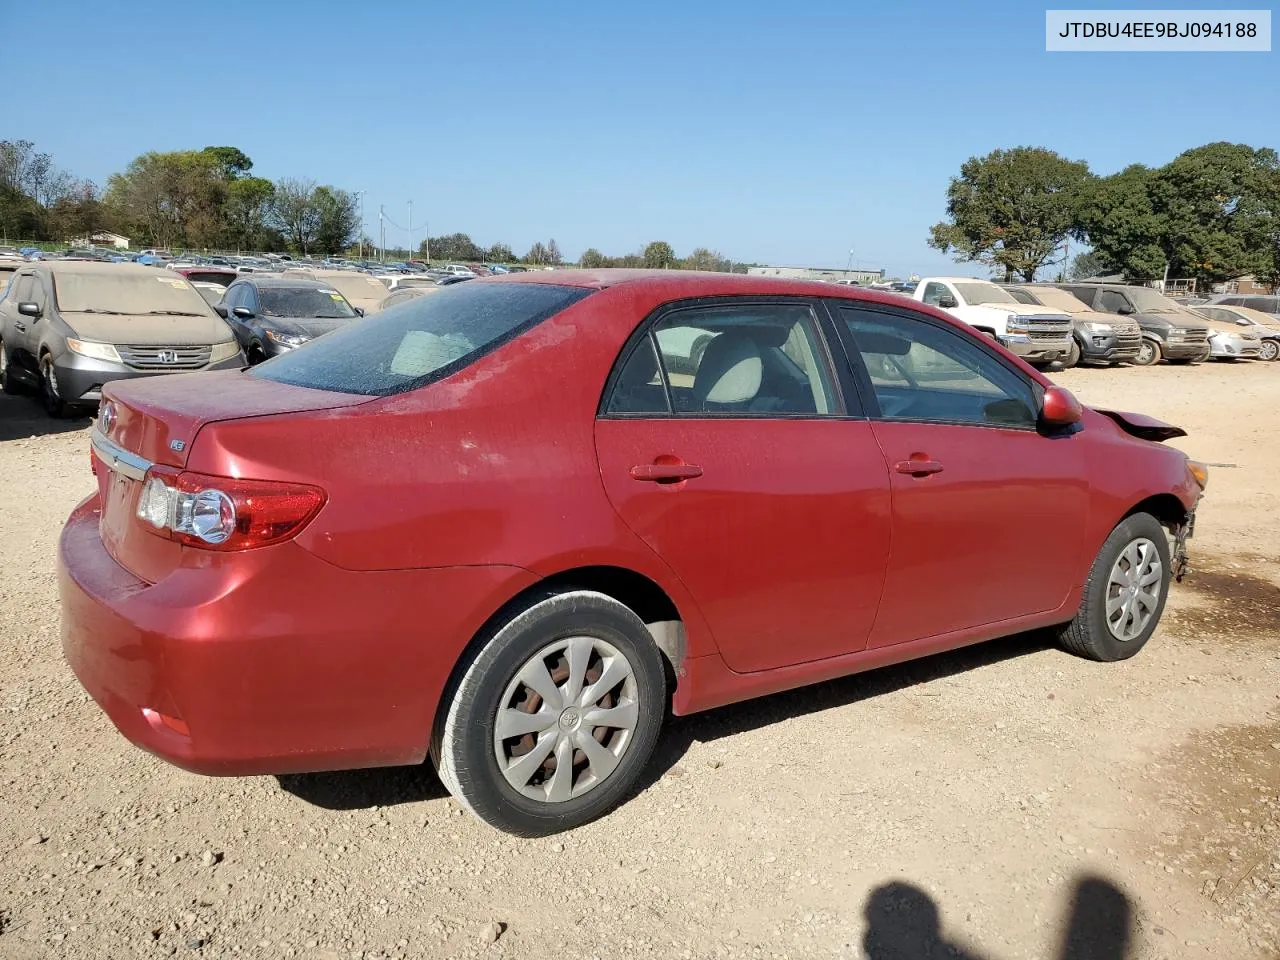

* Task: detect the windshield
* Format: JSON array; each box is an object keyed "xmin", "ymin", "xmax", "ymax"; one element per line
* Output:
[
  {"xmin": 314, "ymin": 274, "xmax": 388, "ymax": 306},
  {"xmin": 1027, "ymin": 287, "xmax": 1090, "ymax": 313},
  {"xmin": 52, "ymin": 271, "xmax": 213, "ymax": 315},
  {"xmin": 182, "ymin": 270, "xmax": 234, "ymax": 287},
  {"xmin": 253, "ymin": 281, "xmax": 593, "ymax": 396},
  {"xmin": 1124, "ymin": 286, "xmax": 1181, "ymax": 312},
  {"xmin": 260, "ymin": 286, "xmax": 358, "ymax": 319},
  {"xmin": 953, "ymin": 282, "xmax": 1018, "ymax": 305}
]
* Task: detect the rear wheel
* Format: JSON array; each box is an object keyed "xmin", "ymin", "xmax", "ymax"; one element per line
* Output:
[
  {"xmin": 1259, "ymin": 339, "xmax": 1279, "ymax": 362},
  {"xmin": 1133, "ymin": 339, "xmax": 1160, "ymax": 366},
  {"xmin": 39, "ymin": 353, "xmax": 69, "ymax": 418},
  {"xmin": 434, "ymin": 590, "xmax": 667, "ymax": 836},
  {"xmin": 1058, "ymin": 512, "xmax": 1172, "ymax": 662},
  {"xmin": 1063, "ymin": 338, "xmax": 1081, "ymax": 369},
  {"xmin": 1, "ymin": 339, "xmax": 23, "ymax": 395}
]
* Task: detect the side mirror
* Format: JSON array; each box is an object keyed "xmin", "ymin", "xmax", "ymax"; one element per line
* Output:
[
  {"xmin": 1040, "ymin": 385, "xmax": 1083, "ymax": 428},
  {"xmin": 1116, "ymin": 304, "xmax": 1134, "ymax": 315},
  {"xmin": 214, "ymin": 304, "xmax": 229, "ymax": 318},
  {"xmin": 354, "ymin": 307, "xmax": 365, "ymax": 317},
  {"xmin": 17, "ymin": 301, "xmax": 41, "ymax": 317},
  {"xmin": 1237, "ymin": 319, "xmax": 1250, "ymax": 326},
  {"xmin": 936, "ymin": 295, "xmax": 959, "ymax": 309},
  {"xmin": 232, "ymin": 306, "xmax": 254, "ymax": 319}
]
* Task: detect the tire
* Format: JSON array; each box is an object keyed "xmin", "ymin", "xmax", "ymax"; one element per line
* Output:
[
  {"xmin": 1063, "ymin": 338, "xmax": 1081, "ymax": 369},
  {"xmin": 434, "ymin": 590, "xmax": 667, "ymax": 836},
  {"xmin": 1, "ymin": 339, "xmax": 23, "ymax": 395},
  {"xmin": 1057, "ymin": 512, "xmax": 1172, "ymax": 662},
  {"xmin": 39, "ymin": 353, "xmax": 69, "ymax": 418},
  {"xmin": 1132, "ymin": 339, "xmax": 1160, "ymax": 367},
  {"xmin": 1259, "ymin": 339, "xmax": 1278, "ymax": 362},
  {"xmin": 248, "ymin": 344, "xmax": 267, "ymax": 365}
]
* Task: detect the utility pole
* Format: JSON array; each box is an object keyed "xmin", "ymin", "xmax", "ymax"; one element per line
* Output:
[
  {"xmin": 355, "ymin": 190, "xmax": 366, "ymax": 260},
  {"xmin": 408, "ymin": 200, "xmax": 414, "ymax": 261},
  {"xmin": 424, "ymin": 221, "xmax": 430, "ymax": 265},
  {"xmin": 379, "ymin": 206, "xmax": 385, "ymax": 263}
]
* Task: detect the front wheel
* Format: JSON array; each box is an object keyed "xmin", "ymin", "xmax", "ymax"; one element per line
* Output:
[
  {"xmin": 1063, "ymin": 338, "xmax": 1081, "ymax": 369},
  {"xmin": 1258, "ymin": 339, "xmax": 1279, "ymax": 362},
  {"xmin": 1, "ymin": 339, "xmax": 23, "ymax": 395},
  {"xmin": 1132, "ymin": 339, "xmax": 1160, "ymax": 367},
  {"xmin": 1058, "ymin": 512, "xmax": 1172, "ymax": 662},
  {"xmin": 434, "ymin": 590, "xmax": 667, "ymax": 836},
  {"xmin": 40, "ymin": 354, "xmax": 69, "ymax": 418}
]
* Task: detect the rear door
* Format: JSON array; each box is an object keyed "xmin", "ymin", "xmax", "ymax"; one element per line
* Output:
[
  {"xmin": 832, "ymin": 301, "xmax": 1089, "ymax": 647},
  {"xmin": 594, "ymin": 298, "xmax": 893, "ymax": 674}
]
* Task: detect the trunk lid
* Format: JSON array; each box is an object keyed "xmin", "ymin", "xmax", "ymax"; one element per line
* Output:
[{"xmin": 94, "ymin": 370, "xmax": 373, "ymax": 583}]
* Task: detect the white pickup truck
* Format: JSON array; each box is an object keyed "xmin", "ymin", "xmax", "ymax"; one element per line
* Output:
[{"xmin": 912, "ymin": 277, "xmax": 1074, "ymax": 368}]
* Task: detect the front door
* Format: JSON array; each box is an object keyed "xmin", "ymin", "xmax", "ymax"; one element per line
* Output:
[
  {"xmin": 594, "ymin": 299, "xmax": 893, "ymax": 674},
  {"xmin": 833, "ymin": 302, "xmax": 1089, "ymax": 647}
]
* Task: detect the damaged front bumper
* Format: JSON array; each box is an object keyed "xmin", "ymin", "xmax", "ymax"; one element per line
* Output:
[{"xmin": 1171, "ymin": 513, "xmax": 1195, "ymax": 582}]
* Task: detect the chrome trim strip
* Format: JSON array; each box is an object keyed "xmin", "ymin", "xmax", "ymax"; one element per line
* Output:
[{"xmin": 90, "ymin": 428, "xmax": 153, "ymax": 481}]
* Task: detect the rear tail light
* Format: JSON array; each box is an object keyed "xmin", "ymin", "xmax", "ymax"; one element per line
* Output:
[{"xmin": 136, "ymin": 469, "xmax": 325, "ymax": 551}]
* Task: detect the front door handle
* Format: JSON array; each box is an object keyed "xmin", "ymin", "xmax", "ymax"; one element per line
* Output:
[
  {"xmin": 894, "ymin": 459, "xmax": 944, "ymax": 477},
  {"xmin": 14, "ymin": 322, "xmax": 25, "ymax": 333},
  {"xmin": 630, "ymin": 461, "xmax": 703, "ymax": 483}
]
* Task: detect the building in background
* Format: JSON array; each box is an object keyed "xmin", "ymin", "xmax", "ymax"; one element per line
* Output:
[
  {"xmin": 69, "ymin": 232, "xmax": 130, "ymax": 250},
  {"xmin": 747, "ymin": 265, "xmax": 886, "ymax": 284}
]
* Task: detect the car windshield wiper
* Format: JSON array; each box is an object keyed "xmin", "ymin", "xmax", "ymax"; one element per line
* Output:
[
  {"xmin": 147, "ymin": 310, "xmax": 205, "ymax": 317},
  {"xmin": 73, "ymin": 308, "xmax": 129, "ymax": 315}
]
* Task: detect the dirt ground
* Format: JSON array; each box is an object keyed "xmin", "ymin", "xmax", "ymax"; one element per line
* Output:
[{"xmin": 1, "ymin": 361, "xmax": 1277, "ymax": 960}]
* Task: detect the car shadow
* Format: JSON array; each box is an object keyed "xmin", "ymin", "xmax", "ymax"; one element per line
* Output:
[
  {"xmin": 277, "ymin": 627, "xmax": 1055, "ymax": 812},
  {"xmin": 0, "ymin": 393, "xmax": 93, "ymax": 441},
  {"xmin": 640, "ymin": 627, "xmax": 1057, "ymax": 788},
  {"xmin": 863, "ymin": 873, "xmax": 1134, "ymax": 960}
]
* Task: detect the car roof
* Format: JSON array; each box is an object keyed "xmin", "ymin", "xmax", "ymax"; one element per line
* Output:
[
  {"xmin": 483, "ymin": 268, "xmax": 923, "ymax": 306},
  {"xmin": 235, "ymin": 276, "xmax": 331, "ymax": 289},
  {"xmin": 32, "ymin": 260, "xmax": 169, "ymax": 277}
]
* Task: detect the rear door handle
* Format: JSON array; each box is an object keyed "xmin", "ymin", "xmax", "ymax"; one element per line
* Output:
[
  {"xmin": 630, "ymin": 462, "xmax": 703, "ymax": 483},
  {"xmin": 894, "ymin": 459, "xmax": 944, "ymax": 477}
]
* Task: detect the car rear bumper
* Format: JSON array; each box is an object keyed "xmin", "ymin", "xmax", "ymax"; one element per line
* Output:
[
  {"xmin": 58, "ymin": 494, "xmax": 536, "ymax": 776},
  {"xmin": 53, "ymin": 353, "xmax": 245, "ymax": 405}
]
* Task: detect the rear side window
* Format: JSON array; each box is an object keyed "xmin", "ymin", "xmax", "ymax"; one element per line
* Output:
[{"xmin": 252, "ymin": 281, "xmax": 592, "ymax": 396}]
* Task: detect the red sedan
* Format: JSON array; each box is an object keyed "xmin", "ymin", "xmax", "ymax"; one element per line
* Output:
[{"xmin": 60, "ymin": 271, "xmax": 1206, "ymax": 835}]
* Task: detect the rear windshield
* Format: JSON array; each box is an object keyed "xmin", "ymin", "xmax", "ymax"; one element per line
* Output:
[
  {"xmin": 52, "ymin": 272, "xmax": 213, "ymax": 316},
  {"xmin": 260, "ymin": 286, "xmax": 357, "ymax": 319},
  {"xmin": 252, "ymin": 281, "xmax": 593, "ymax": 396},
  {"xmin": 183, "ymin": 271, "xmax": 235, "ymax": 287}
]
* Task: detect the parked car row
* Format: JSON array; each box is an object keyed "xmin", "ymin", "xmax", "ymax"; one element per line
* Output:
[{"xmin": 906, "ymin": 277, "xmax": 1278, "ymax": 368}]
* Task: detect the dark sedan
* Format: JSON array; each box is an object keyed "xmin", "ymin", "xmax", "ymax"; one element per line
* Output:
[{"xmin": 216, "ymin": 277, "xmax": 363, "ymax": 363}]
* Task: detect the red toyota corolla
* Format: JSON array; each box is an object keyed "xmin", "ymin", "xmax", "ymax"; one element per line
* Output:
[{"xmin": 60, "ymin": 271, "xmax": 1206, "ymax": 835}]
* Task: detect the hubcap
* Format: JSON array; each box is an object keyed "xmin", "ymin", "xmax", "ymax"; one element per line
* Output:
[
  {"xmin": 1138, "ymin": 342, "xmax": 1155, "ymax": 364},
  {"xmin": 1106, "ymin": 538, "xmax": 1163, "ymax": 641},
  {"xmin": 494, "ymin": 636, "xmax": 640, "ymax": 803},
  {"xmin": 1261, "ymin": 340, "xmax": 1279, "ymax": 361},
  {"xmin": 43, "ymin": 359, "xmax": 59, "ymax": 398}
]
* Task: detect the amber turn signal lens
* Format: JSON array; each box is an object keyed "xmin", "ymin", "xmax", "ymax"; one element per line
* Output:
[{"xmin": 1187, "ymin": 460, "xmax": 1209, "ymax": 490}]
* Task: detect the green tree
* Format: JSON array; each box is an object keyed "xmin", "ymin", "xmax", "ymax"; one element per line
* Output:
[
  {"xmin": 579, "ymin": 247, "xmax": 607, "ymax": 268},
  {"xmin": 270, "ymin": 178, "xmax": 320, "ymax": 253},
  {"xmin": 105, "ymin": 150, "xmax": 226, "ymax": 249},
  {"xmin": 487, "ymin": 242, "xmax": 515, "ymax": 263},
  {"xmin": 224, "ymin": 177, "xmax": 275, "ymax": 251},
  {"xmin": 424, "ymin": 233, "xmax": 483, "ymax": 262},
  {"xmin": 929, "ymin": 147, "xmax": 1092, "ymax": 282},
  {"xmin": 682, "ymin": 247, "xmax": 722, "ymax": 271},
  {"xmin": 201, "ymin": 146, "xmax": 254, "ymax": 180},
  {"xmin": 312, "ymin": 186, "xmax": 359, "ymax": 255},
  {"xmin": 47, "ymin": 181, "xmax": 107, "ymax": 241},
  {"xmin": 526, "ymin": 241, "xmax": 550, "ymax": 264},
  {"xmin": 1068, "ymin": 250, "xmax": 1105, "ymax": 279},
  {"xmin": 547, "ymin": 238, "xmax": 562, "ymax": 264},
  {"xmin": 643, "ymin": 240, "xmax": 676, "ymax": 269}
]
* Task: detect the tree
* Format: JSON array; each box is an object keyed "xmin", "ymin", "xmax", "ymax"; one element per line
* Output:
[
  {"xmin": 47, "ymin": 180, "xmax": 107, "ymax": 241},
  {"xmin": 547, "ymin": 238, "xmax": 562, "ymax": 264},
  {"xmin": 224, "ymin": 177, "xmax": 275, "ymax": 251},
  {"xmin": 312, "ymin": 186, "xmax": 359, "ymax": 255},
  {"xmin": 526, "ymin": 241, "xmax": 550, "ymax": 264},
  {"xmin": 271, "ymin": 178, "xmax": 320, "ymax": 253},
  {"xmin": 1068, "ymin": 250, "xmax": 1105, "ymax": 279},
  {"xmin": 105, "ymin": 150, "xmax": 226, "ymax": 249},
  {"xmin": 643, "ymin": 240, "xmax": 676, "ymax": 269},
  {"xmin": 487, "ymin": 242, "xmax": 515, "ymax": 264},
  {"xmin": 929, "ymin": 147, "xmax": 1092, "ymax": 282},
  {"xmin": 579, "ymin": 247, "xmax": 607, "ymax": 268},
  {"xmin": 424, "ymin": 233, "xmax": 483, "ymax": 262},
  {"xmin": 201, "ymin": 146, "xmax": 253, "ymax": 180},
  {"xmin": 682, "ymin": 247, "xmax": 722, "ymax": 271}
]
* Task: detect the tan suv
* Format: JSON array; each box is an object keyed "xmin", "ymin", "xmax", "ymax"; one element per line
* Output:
[
  {"xmin": 1007, "ymin": 284, "xmax": 1142, "ymax": 366},
  {"xmin": 0, "ymin": 260, "xmax": 243, "ymax": 417}
]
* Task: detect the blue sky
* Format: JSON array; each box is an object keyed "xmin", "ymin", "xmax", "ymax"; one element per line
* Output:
[{"xmin": 11, "ymin": 1, "xmax": 1276, "ymax": 277}]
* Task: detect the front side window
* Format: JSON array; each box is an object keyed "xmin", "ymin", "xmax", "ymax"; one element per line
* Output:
[
  {"xmin": 253, "ymin": 281, "xmax": 592, "ymax": 396},
  {"xmin": 921, "ymin": 282, "xmax": 951, "ymax": 306},
  {"xmin": 605, "ymin": 302, "xmax": 838, "ymax": 416},
  {"xmin": 840, "ymin": 306, "xmax": 1038, "ymax": 428},
  {"xmin": 1096, "ymin": 290, "xmax": 1133, "ymax": 315}
]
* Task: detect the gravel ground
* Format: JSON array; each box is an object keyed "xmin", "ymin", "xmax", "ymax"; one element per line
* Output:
[{"xmin": 1, "ymin": 360, "xmax": 1277, "ymax": 960}]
